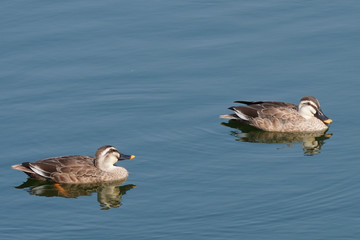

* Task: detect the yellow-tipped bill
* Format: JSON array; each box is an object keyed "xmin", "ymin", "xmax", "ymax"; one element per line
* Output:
[
  {"xmin": 119, "ymin": 154, "xmax": 136, "ymax": 160},
  {"xmin": 314, "ymin": 109, "xmax": 332, "ymax": 125},
  {"xmin": 323, "ymin": 118, "xmax": 333, "ymax": 124}
]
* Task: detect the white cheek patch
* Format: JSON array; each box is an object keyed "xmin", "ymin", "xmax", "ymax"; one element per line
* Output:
[
  {"xmin": 310, "ymin": 107, "xmax": 316, "ymax": 114},
  {"xmin": 111, "ymin": 153, "xmax": 120, "ymax": 163},
  {"xmin": 299, "ymin": 104, "xmax": 318, "ymax": 119}
]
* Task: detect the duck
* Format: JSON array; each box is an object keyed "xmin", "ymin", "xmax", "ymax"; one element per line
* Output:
[
  {"xmin": 12, "ymin": 145, "xmax": 135, "ymax": 184},
  {"xmin": 220, "ymin": 96, "xmax": 332, "ymax": 132}
]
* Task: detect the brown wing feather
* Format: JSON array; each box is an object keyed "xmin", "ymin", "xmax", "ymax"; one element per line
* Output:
[
  {"xmin": 259, "ymin": 106, "xmax": 297, "ymax": 120},
  {"xmin": 250, "ymin": 106, "xmax": 300, "ymax": 131},
  {"xmin": 231, "ymin": 101, "xmax": 298, "ymax": 120},
  {"xmin": 228, "ymin": 101, "xmax": 299, "ymax": 131},
  {"xmin": 229, "ymin": 106, "xmax": 259, "ymax": 118},
  {"xmin": 45, "ymin": 157, "xmax": 106, "ymax": 183},
  {"xmin": 17, "ymin": 156, "xmax": 97, "ymax": 182},
  {"xmin": 235, "ymin": 100, "xmax": 298, "ymax": 110}
]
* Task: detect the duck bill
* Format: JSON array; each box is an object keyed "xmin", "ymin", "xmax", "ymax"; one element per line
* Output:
[
  {"xmin": 315, "ymin": 109, "xmax": 332, "ymax": 125},
  {"xmin": 119, "ymin": 154, "xmax": 136, "ymax": 161}
]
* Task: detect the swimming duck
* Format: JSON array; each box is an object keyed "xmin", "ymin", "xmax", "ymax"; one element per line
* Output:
[
  {"xmin": 220, "ymin": 96, "xmax": 332, "ymax": 132},
  {"xmin": 12, "ymin": 145, "xmax": 135, "ymax": 184}
]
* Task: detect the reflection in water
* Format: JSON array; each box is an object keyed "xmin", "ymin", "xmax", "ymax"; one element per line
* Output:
[
  {"xmin": 222, "ymin": 120, "xmax": 332, "ymax": 156},
  {"xmin": 15, "ymin": 178, "xmax": 136, "ymax": 210}
]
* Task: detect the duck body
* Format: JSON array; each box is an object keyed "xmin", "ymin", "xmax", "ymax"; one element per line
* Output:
[
  {"xmin": 220, "ymin": 96, "xmax": 332, "ymax": 132},
  {"xmin": 12, "ymin": 145, "xmax": 135, "ymax": 184}
]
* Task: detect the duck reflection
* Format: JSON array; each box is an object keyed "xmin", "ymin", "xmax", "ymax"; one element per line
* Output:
[
  {"xmin": 222, "ymin": 120, "xmax": 332, "ymax": 156},
  {"xmin": 14, "ymin": 178, "xmax": 136, "ymax": 210}
]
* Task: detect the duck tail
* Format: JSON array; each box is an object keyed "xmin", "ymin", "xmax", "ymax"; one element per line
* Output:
[{"xmin": 12, "ymin": 162, "xmax": 34, "ymax": 173}]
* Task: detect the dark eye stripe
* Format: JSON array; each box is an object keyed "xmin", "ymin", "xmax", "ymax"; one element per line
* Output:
[
  {"xmin": 104, "ymin": 148, "xmax": 119, "ymax": 156},
  {"xmin": 304, "ymin": 102, "xmax": 318, "ymax": 111},
  {"xmin": 108, "ymin": 149, "xmax": 119, "ymax": 154}
]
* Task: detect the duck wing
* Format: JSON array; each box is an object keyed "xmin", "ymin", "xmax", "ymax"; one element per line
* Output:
[
  {"xmin": 28, "ymin": 156, "xmax": 97, "ymax": 181},
  {"xmin": 230, "ymin": 101, "xmax": 298, "ymax": 120},
  {"xmin": 234, "ymin": 100, "xmax": 297, "ymax": 109}
]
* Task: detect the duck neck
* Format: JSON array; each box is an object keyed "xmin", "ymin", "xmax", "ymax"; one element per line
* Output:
[{"xmin": 95, "ymin": 156, "xmax": 117, "ymax": 172}]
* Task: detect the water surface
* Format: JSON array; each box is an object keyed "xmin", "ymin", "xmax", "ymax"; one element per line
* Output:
[{"xmin": 1, "ymin": 1, "xmax": 360, "ymax": 239}]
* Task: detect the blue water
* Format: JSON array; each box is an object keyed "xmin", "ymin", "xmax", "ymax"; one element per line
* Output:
[{"xmin": 1, "ymin": 1, "xmax": 360, "ymax": 239}]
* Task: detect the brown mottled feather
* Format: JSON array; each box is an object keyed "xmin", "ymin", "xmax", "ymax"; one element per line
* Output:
[
  {"xmin": 12, "ymin": 146, "xmax": 132, "ymax": 184},
  {"xmin": 221, "ymin": 97, "xmax": 331, "ymax": 132}
]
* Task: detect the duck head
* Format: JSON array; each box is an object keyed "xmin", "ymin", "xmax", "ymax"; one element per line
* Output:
[
  {"xmin": 95, "ymin": 145, "xmax": 135, "ymax": 171},
  {"xmin": 298, "ymin": 96, "xmax": 332, "ymax": 125}
]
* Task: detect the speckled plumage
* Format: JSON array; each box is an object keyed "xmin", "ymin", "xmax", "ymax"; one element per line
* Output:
[
  {"xmin": 220, "ymin": 96, "xmax": 332, "ymax": 132},
  {"xmin": 12, "ymin": 145, "xmax": 134, "ymax": 184}
]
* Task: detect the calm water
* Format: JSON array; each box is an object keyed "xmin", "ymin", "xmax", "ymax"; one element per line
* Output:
[{"xmin": 1, "ymin": 1, "xmax": 360, "ymax": 239}]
